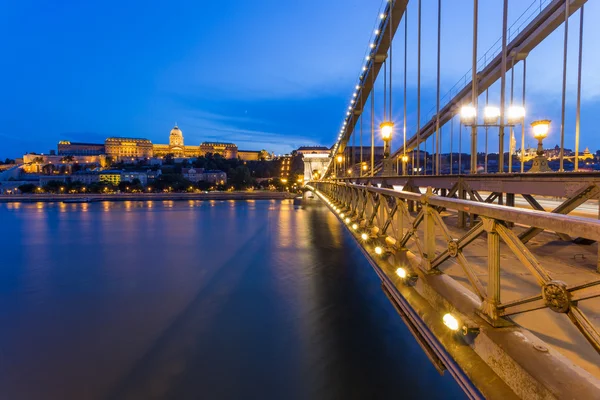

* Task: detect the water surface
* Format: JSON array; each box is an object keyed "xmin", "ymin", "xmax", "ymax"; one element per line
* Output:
[{"xmin": 0, "ymin": 200, "xmax": 465, "ymax": 399}]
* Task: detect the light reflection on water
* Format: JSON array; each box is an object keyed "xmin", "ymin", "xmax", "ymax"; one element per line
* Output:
[{"xmin": 0, "ymin": 200, "xmax": 465, "ymax": 400}]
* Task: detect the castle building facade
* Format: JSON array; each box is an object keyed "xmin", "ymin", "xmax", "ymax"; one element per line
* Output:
[
  {"xmin": 57, "ymin": 125, "xmax": 243, "ymax": 161},
  {"xmin": 58, "ymin": 141, "xmax": 105, "ymax": 156},
  {"xmin": 104, "ymin": 137, "xmax": 154, "ymax": 160}
]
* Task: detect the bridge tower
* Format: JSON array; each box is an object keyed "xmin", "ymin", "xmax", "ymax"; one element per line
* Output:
[{"xmin": 297, "ymin": 146, "xmax": 331, "ymax": 183}]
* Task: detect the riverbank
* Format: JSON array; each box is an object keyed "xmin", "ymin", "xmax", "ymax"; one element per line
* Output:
[{"xmin": 0, "ymin": 191, "xmax": 297, "ymax": 203}]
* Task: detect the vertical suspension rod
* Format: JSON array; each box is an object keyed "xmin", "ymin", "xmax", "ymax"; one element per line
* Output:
[
  {"xmin": 498, "ymin": 0, "xmax": 508, "ymax": 173},
  {"xmin": 435, "ymin": 0, "xmax": 442, "ymax": 175},
  {"xmin": 575, "ymin": 5, "xmax": 584, "ymax": 172},
  {"xmin": 470, "ymin": 0, "xmax": 479, "ymax": 175},
  {"xmin": 521, "ymin": 59, "xmax": 526, "ymax": 173},
  {"xmin": 416, "ymin": 0, "xmax": 422, "ymax": 175},
  {"xmin": 559, "ymin": 0, "xmax": 569, "ymax": 172}
]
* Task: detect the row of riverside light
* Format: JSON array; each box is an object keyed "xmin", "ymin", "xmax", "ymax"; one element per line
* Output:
[
  {"xmin": 329, "ymin": 5, "xmax": 391, "ymax": 176},
  {"xmin": 318, "ymin": 189, "xmax": 479, "ymax": 339}
]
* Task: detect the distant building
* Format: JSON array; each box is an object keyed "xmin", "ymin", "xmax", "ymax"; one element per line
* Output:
[
  {"xmin": 40, "ymin": 175, "xmax": 69, "ymax": 187},
  {"xmin": 182, "ymin": 167, "xmax": 226, "ymax": 184},
  {"xmin": 182, "ymin": 167, "xmax": 204, "ymax": 183},
  {"xmin": 21, "ymin": 153, "xmax": 107, "ymax": 173},
  {"xmin": 71, "ymin": 171, "xmax": 100, "ymax": 185},
  {"xmin": 121, "ymin": 171, "xmax": 149, "ymax": 186},
  {"xmin": 58, "ymin": 141, "xmax": 105, "ymax": 156},
  {"xmin": 147, "ymin": 169, "xmax": 162, "ymax": 182},
  {"xmin": 280, "ymin": 155, "xmax": 291, "ymax": 182},
  {"xmin": 105, "ymin": 138, "xmax": 154, "ymax": 160},
  {"xmin": 200, "ymin": 142, "xmax": 238, "ymax": 159},
  {"xmin": 238, "ymin": 150, "xmax": 260, "ymax": 161},
  {"xmin": 99, "ymin": 170, "xmax": 122, "ymax": 185},
  {"xmin": 203, "ymin": 170, "xmax": 227, "ymax": 185}
]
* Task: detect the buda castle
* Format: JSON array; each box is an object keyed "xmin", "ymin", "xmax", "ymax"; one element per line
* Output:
[{"xmin": 58, "ymin": 125, "xmax": 240, "ymax": 160}]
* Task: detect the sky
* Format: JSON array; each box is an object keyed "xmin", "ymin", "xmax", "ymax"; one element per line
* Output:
[{"xmin": 0, "ymin": 0, "xmax": 599, "ymax": 159}]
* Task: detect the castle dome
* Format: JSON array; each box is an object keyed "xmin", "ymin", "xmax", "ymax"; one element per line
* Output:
[
  {"xmin": 170, "ymin": 125, "xmax": 183, "ymax": 137},
  {"xmin": 169, "ymin": 124, "xmax": 184, "ymax": 149}
]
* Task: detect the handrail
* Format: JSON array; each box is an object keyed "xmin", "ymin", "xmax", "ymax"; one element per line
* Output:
[
  {"xmin": 335, "ymin": 181, "xmax": 600, "ymax": 241},
  {"xmin": 310, "ymin": 180, "xmax": 600, "ymax": 357}
]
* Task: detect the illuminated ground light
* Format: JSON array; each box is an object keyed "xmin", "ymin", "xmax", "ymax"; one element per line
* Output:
[
  {"xmin": 345, "ymin": 218, "xmax": 350, "ymax": 223},
  {"xmin": 340, "ymin": 213, "xmax": 345, "ymax": 218},
  {"xmin": 374, "ymin": 246, "xmax": 383, "ymax": 255},
  {"xmin": 361, "ymin": 233, "xmax": 368, "ymax": 241},
  {"xmin": 352, "ymin": 223, "xmax": 358, "ymax": 230},
  {"xmin": 442, "ymin": 313, "xmax": 460, "ymax": 331},
  {"xmin": 395, "ymin": 267, "xmax": 407, "ymax": 279}
]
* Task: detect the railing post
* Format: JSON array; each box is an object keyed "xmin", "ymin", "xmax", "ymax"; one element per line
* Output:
[
  {"xmin": 506, "ymin": 193, "xmax": 515, "ymax": 227},
  {"xmin": 379, "ymin": 196, "xmax": 386, "ymax": 230},
  {"xmin": 423, "ymin": 188, "xmax": 436, "ymax": 268},
  {"xmin": 478, "ymin": 217, "xmax": 506, "ymax": 326},
  {"xmin": 458, "ymin": 180, "xmax": 467, "ymax": 228},
  {"xmin": 396, "ymin": 198, "xmax": 405, "ymax": 244}
]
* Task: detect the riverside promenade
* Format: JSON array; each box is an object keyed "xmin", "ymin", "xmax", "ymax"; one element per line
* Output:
[{"xmin": 0, "ymin": 191, "xmax": 296, "ymax": 203}]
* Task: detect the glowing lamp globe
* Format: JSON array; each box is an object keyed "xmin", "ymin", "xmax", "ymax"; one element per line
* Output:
[
  {"xmin": 460, "ymin": 105, "xmax": 477, "ymax": 125},
  {"xmin": 531, "ymin": 120, "xmax": 551, "ymax": 139},
  {"xmin": 483, "ymin": 106, "xmax": 500, "ymax": 125},
  {"xmin": 380, "ymin": 121, "xmax": 394, "ymax": 141},
  {"xmin": 507, "ymin": 105, "xmax": 526, "ymax": 124}
]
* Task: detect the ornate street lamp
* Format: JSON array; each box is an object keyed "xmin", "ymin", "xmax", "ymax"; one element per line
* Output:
[
  {"xmin": 335, "ymin": 154, "xmax": 343, "ymax": 178},
  {"xmin": 528, "ymin": 120, "xmax": 552, "ymax": 173},
  {"xmin": 380, "ymin": 121, "xmax": 394, "ymax": 175},
  {"xmin": 401, "ymin": 155, "xmax": 409, "ymax": 175}
]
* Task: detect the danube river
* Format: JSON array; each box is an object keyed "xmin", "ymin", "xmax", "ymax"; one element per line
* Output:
[{"xmin": 0, "ymin": 199, "xmax": 465, "ymax": 399}]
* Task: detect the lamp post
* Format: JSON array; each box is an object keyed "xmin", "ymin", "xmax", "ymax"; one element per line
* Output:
[
  {"xmin": 361, "ymin": 163, "xmax": 368, "ymax": 177},
  {"xmin": 380, "ymin": 121, "xmax": 394, "ymax": 175},
  {"xmin": 460, "ymin": 104, "xmax": 525, "ymax": 173},
  {"xmin": 401, "ymin": 155, "xmax": 409, "ymax": 175},
  {"xmin": 336, "ymin": 155, "xmax": 343, "ymax": 178},
  {"xmin": 528, "ymin": 120, "xmax": 552, "ymax": 173}
]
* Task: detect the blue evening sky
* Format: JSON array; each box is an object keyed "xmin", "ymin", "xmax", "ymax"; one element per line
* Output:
[{"xmin": 0, "ymin": 0, "xmax": 598, "ymax": 159}]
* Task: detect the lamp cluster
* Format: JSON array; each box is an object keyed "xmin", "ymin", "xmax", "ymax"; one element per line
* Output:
[{"xmin": 459, "ymin": 105, "xmax": 525, "ymax": 126}]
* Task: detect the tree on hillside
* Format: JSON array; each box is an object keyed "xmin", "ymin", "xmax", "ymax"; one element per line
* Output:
[{"xmin": 18, "ymin": 184, "xmax": 37, "ymax": 193}]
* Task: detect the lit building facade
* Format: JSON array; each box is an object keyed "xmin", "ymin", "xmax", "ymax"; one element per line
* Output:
[
  {"xmin": 238, "ymin": 150, "xmax": 260, "ymax": 161},
  {"xmin": 22, "ymin": 153, "xmax": 107, "ymax": 173},
  {"xmin": 99, "ymin": 170, "xmax": 122, "ymax": 185},
  {"xmin": 280, "ymin": 155, "xmax": 291, "ymax": 182},
  {"xmin": 152, "ymin": 125, "xmax": 202, "ymax": 157},
  {"xmin": 105, "ymin": 138, "xmax": 153, "ymax": 160},
  {"xmin": 200, "ymin": 142, "xmax": 238, "ymax": 159},
  {"xmin": 58, "ymin": 141, "xmax": 105, "ymax": 156}
]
